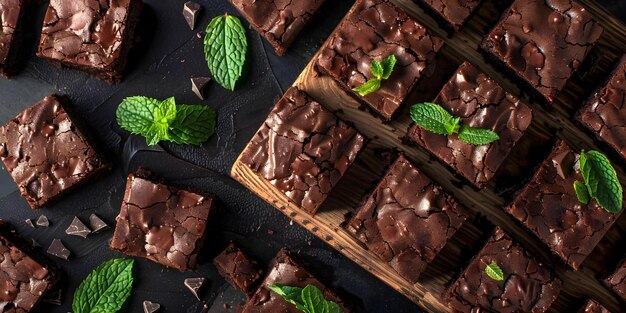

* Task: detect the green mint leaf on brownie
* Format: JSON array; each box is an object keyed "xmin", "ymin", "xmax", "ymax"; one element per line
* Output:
[
  {"xmin": 267, "ymin": 284, "xmax": 308, "ymax": 311},
  {"xmin": 268, "ymin": 283, "xmax": 344, "ymax": 313},
  {"xmin": 169, "ymin": 104, "xmax": 217, "ymax": 145},
  {"xmin": 353, "ymin": 78, "xmax": 381, "ymax": 97},
  {"xmin": 458, "ymin": 126, "xmax": 500, "ymax": 145},
  {"xmin": 485, "ymin": 261, "xmax": 504, "ymax": 281},
  {"xmin": 380, "ymin": 54, "xmax": 396, "ymax": 80},
  {"xmin": 410, "ymin": 102, "xmax": 459, "ymax": 135},
  {"xmin": 204, "ymin": 14, "xmax": 248, "ymax": 91},
  {"xmin": 573, "ymin": 180, "xmax": 590, "ymax": 204},
  {"xmin": 352, "ymin": 54, "xmax": 396, "ymax": 96},
  {"xmin": 72, "ymin": 258, "xmax": 134, "ymax": 313},
  {"xmin": 370, "ymin": 60, "xmax": 384, "ymax": 79},
  {"xmin": 579, "ymin": 150, "xmax": 623, "ymax": 213}
]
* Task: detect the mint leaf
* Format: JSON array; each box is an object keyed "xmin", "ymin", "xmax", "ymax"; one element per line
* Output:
[
  {"xmin": 267, "ymin": 284, "xmax": 307, "ymax": 311},
  {"xmin": 169, "ymin": 104, "xmax": 216, "ymax": 145},
  {"xmin": 268, "ymin": 283, "xmax": 344, "ymax": 313},
  {"xmin": 458, "ymin": 126, "xmax": 500, "ymax": 145},
  {"xmin": 353, "ymin": 78, "xmax": 381, "ymax": 97},
  {"xmin": 580, "ymin": 150, "xmax": 623, "ymax": 213},
  {"xmin": 116, "ymin": 96, "xmax": 160, "ymax": 135},
  {"xmin": 574, "ymin": 180, "xmax": 590, "ymax": 204},
  {"xmin": 302, "ymin": 285, "xmax": 327, "ymax": 313},
  {"xmin": 484, "ymin": 262, "xmax": 504, "ymax": 281},
  {"xmin": 370, "ymin": 60, "xmax": 384, "ymax": 79},
  {"xmin": 410, "ymin": 103, "xmax": 459, "ymax": 135},
  {"xmin": 380, "ymin": 55, "xmax": 396, "ymax": 80},
  {"xmin": 72, "ymin": 258, "xmax": 134, "ymax": 313},
  {"xmin": 204, "ymin": 14, "xmax": 248, "ymax": 91}
]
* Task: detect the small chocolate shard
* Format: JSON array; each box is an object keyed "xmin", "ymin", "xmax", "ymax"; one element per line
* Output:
[
  {"xmin": 184, "ymin": 277, "xmax": 206, "ymax": 300},
  {"xmin": 36, "ymin": 215, "xmax": 49, "ymax": 227},
  {"xmin": 25, "ymin": 219, "xmax": 34, "ymax": 228},
  {"xmin": 191, "ymin": 77, "xmax": 211, "ymax": 100},
  {"xmin": 552, "ymin": 150, "xmax": 575, "ymax": 179},
  {"xmin": 143, "ymin": 300, "xmax": 161, "ymax": 313},
  {"xmin": 47, "ymin": 239, "xmax": 71, "ymax": 260},
  {"xmin": 183, "ymin": 1, "xmax": 202, "ymax": 30},
  {"xmin": 89, "ymin": 213, "xmax": 109, "ymax": 233},
  {"xmin": 66, "ymin": 217, "xmax": 91, "ymax": 238}
]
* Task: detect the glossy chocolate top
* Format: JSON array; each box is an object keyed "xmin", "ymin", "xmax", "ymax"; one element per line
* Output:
[
  {"xmin": 242, "ymin": 249, "xmax": 349, "ymax": 313},
  {"xmin": 446, "ymin": 227, "xmax": 561, "ymax": 313},
  {"xmin": 483, "ymin": 0, "xmax": 603, "ymax": 102},
  {"xmin": 110, "ymin": 173, "xmax": 214, "ymax": 271},
  {"xmin": 240, "ymin": 87, "xmax": 365, "ymax": 214},
  {"xmin": 346, "ymin": 154, "xmax": 468, "ymax": 283},
  {"xmin": 579, "ymin": 299, "xmax": 611, "ymax": 313},
  {"xmin": 578, "ymin": 55, "xmax": 626, "ymax": 160},
  {"xmin": 316, "ymin": 0, "xmax": 444, "ymax": 120},
  {"xmin": 0, "ymin": 95, "xmax": 109, "ymax": 209},
  {"xmin": 606, "ymin": 258, "xmax": 626, "ymax": 301},
  {"xmin": 0, "ymin": 0, "xmax": 21, "ymax": 64},
  {"xmin": 420, "ymin": 0, "xmax": 481, "ymax": 30},
  {"xmin": 213, "ymin": 242, "xmax": 262, "ymax": 297},
  {"xmin": 408, "ymin": 62, "xmax": 532, "ymax": 187},
  {"xmin": 506, "ymin": 141, "xmax": 620, "ymax": 269}
]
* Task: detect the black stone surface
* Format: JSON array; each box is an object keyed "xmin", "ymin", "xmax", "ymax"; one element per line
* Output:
[{"xmin": 0, "ymin": 0, "xmax": 621, "ymax": 313}]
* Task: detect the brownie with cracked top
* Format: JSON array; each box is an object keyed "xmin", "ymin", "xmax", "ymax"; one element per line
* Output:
[
  {"xmin": 606, "ymin": 258, "xmax": 626, "ymax": 301},
  {"xmin": 316, "ymin": 0, "xmax": 444, "ymax": 121},
  {"xmin": 240, "ymin": 86, "xmax": 365, "ymax": 214},
  {"xmin": 110, "ymin": 171, "xmax": 214, "ymax": 271},
  {"xmin": 37, "ymin": 0, "xmax": 143, "ymax": 83},
  {"xmin": 0, "ymin": 95, "xmax": 110, "ymax": 209},
  {"xmin": 229, "ymin": 0, "xmax": 325, "ymax": 56},
  {"xmin": 346, "ymin": 153, "xmax": 468, "ymax": 283},
  {"xmin": 578, "ymin": 299, "xmax": 610, "ymax": 313},
  {"xmin": 446, "ymin": 227, "xmax": 561, "ymax": 313},
  {"xmin": 242, "ymin": 249, "xmax": 349, "ymax": 312},
  {"xmin": 413, "ymin": 0, "xmax": 481, "ymax": 31},
  {"xmin": 407, "ymin": 62, "xmax": 532, "ymax": 187},
  {"xmin": 577, "ymin": 55, "xmax": 626, "ymax": 161},
  {"xmin": 213, "ymin": 242, "xmax": 262, "ymax": 298},
  {"xmin": 0, "ymin": 220, "xmax": 59, "ymax": 313},
  {"xmin": 0, "ymin": 0, "xmax": 27, "ymax": 77},
  {"xmin": 482, "ymin": 0, "xmax": 603, "ymax": 102},
  {"xmin": 506, "ymin": 140, "xmax": 620, "ymax": 269}
]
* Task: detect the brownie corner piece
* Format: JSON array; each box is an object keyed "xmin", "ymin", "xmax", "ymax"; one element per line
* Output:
[
  {"xmin": 213, "ymin": 242, "xmax": 262, "ymax": 297},
  {"xmin": 36, "ymin": 0, "xmax": 143, "ymax": 83},
  {"xmin": 0, "ymin": 0, "xmax": 28, "ymax": 78},
  {"xmin": 229, "ymin": 0, "xmax": 326, "ymax": 56},
  {"xmin": 506, "ymin": 140, "xmax": 619, "ymax": 269},
  {"xmin": 414, "ymin": 0, "xmax": 481, "ymax": 31},
  {"xmin": 577, "ymin": 55, "xmax": 626, "ymax": 161},
  {"xmin": 110, "ymin": 172, "xmax": 214, "ymax": 271},
  {"xmin": 0, "ymin": 95, "xmax": 110, "ymax": 209},
  {"xmin": 239, "ymin": 86, "xmax": 365, "ymax": 214},
  {"xmin": 482, "ymin": 0, "xmax": 603, "ymax": 102},
  {"xmin": 346, "ymin": 153, "xmax": 468, "ymax": 283},
  {"xmin": 407, "ymin": 61, "xmax": 532, "ymax": 187},
  {"xmin": 315, "ymin": 0, "xmax": 444, "ymax": 121},
  {"xmin": 605, "ymin": 258, "xmax": 626, "ymax": 301},
  {"xmin": 578, "ymin": 299, "xmax": 611, "ymax": 313},
  {"xmin": 446, "ymin": 227, "xmax": 561, "ymax": 313}
]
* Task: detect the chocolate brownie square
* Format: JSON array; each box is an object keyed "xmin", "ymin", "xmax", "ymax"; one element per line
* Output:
[
  {"xmin": 606, "ymin": 258, "xmax": 626, "ymax": 301},
  {"xmin": 346, "ymin": 153, "xmax": 468, "ymax": 283},
  {"xmin": 240, "ymin": 86, "xmax": 365, "ymax": 214},
  {"xmin": 578, "ymin": 299, "xmax": 610, "ymax": 313},
  {"xmin": 213, "ymin": 242, "xmax": 262, "ymax": 297},
  {"xmin": 316, "ymin": 0, "xmax": 444, "ymax": 121},
  {"xmin": 0, "ymin": 0, "xmax": 28, "ymax": 77},
  {"xmin": 414, "ymin": 0, "xmax": 481, "ymax": 31}
]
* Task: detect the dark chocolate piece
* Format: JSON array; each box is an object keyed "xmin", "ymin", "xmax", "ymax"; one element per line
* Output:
[
  {"xmin": 37, "ymin": 0, "xmax": 144, "ymax": 83},
  {"xmin": 482, "ymin": 0, "xmax": 603, "ymax": 102},
  {"xmin": 229, "ymin": 0, "xmax": 326, "ymax": 56},
  {"xmin": 577, "ymin": 55, "xmax": 626, "ymax": 161},
  {"xmin": 240, "ymin": 86, "xmax": 365, "ymax": 214},
  {"xmin": 65, "ymin": 216, "xmax": 91, "ymax": 238},
  {"xmin": 606, "ymin": 258, "xmax": 626, "ymax": 301},
  {"xmin": 213, "ymin": 242, "xmax": 262, "ymax": 297},
  {"xmin": 24, "ymin": 218, "xmax": 34, "ymax": 228},
  {"xmin": 243, "ymin": 249, "xmax": 350, "ymax": 312},
  {"xmin": 579, "ymin": 299, "xmax": 610, "ymax": 313},
  {"xmin": 446, "ymin": 227, "xmax": 561, "ymax": 312},
  {"xmin": 46, "ymin": 239, "xmax": 70, "ymax": 260},
  {"xmin": 316, "ymin": 0, "xmax": 444, "ymax": 121},
  {"xmin": 36, "ymin": 215, "xmax": 49, "ymax": 227},
  {"xmin": 143, "ymin": 300, "xmax": 161, "ymax": 313},
  {"xmin": 407, "ymin": 62, "xmax": 533, "ymax": 187},
  {"xmin": 191, "ymin": 76, "xmax": 211, "ymax": 100},
  {"xmin": 0, "ymin": 0, "xmax": 26, "ymax": 77},
  {"xmin": 414, "ymin": 0, "xmax": 481, "ymax": 30},
  {"xmin": 110, "ymin": 172, "xmax": 214, "ymax": 271},
  {"xmin": 183, "ymin": 1, "xmax": 201, "ymax": 30},
  {"xmin": 42, "ymin": 288, "xmax": 62, "ymax": 306},
  {"xmin": 0, "ymin": 95, "xmax": 110, "ymax": 209},
  {"xmin": 184, "ymin": 277, "xmax": 206, "ymax": 301},
  {"xmin": 346, "ymin": 154, "xmax": 468, "ymax": 283},
  {"xmin": 89, "ymin": 213, "xmax": 109, "ymax": 233},
  {"xmin": 506, "ymin": 141, "xmax": 620, "ymax": 269}
]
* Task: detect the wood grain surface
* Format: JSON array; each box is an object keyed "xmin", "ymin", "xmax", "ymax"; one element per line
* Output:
[{"xmin": 232, "ymin": 0, "xmax": 626, "ymax": 312}]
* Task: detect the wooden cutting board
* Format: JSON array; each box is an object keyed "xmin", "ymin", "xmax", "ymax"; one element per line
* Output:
[{"xmin": 231, "ymin": 0, "xmax": 626, "ymax": 312}]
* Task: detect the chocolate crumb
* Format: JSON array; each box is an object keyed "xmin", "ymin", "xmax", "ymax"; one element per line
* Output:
[
  {"xmin": 191, "ymin": 77, "xmax": 211, "ymax": 100},
  {"xmin": 143, "ymin": 300, "xmax": 161, "ymax": 313},
  {"xmin": 266, "ymin": 229, "xmax": 274, "ymax": 235},
  {"xmin": 183, "ymin": 1, "xmax": 202, "ymax": 30},
  {"xmin": 25, "ymin": 219, "xmax": 34, "ymax": 228},
  {"xmin": 36, "ymin": 215, "xmax": 49, "ymax": 227},
  {"xmin": 184, "ymin": 277, "xmax": 206, "ymax": 300}
]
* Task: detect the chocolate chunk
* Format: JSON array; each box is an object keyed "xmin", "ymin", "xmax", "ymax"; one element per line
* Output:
[
  {"xmin": 36, "ymin": 215, "xmax": 49, "ymax": 227},
  {"xmin": 551, "ymin": 149, "xmax": 575, "ymax": 179},
  {"xmin": 213, "ymin": 242, "xmax": 262, "ymax": 297},
  {"xmin": 65, "ymin": 217, "xmax": 91, "ymax": 238},
  {"xmin": 183, "ymin": 1, "xmax": 201, "ymax": 30},
  {"xmin": 143, "ymin": 300, "xmax": 161, "ymax": 313},
  {"xmin": 184, "ymin": 277, "xmax": 206, "ymax": 300},
  {"xmin": 25, "ymin": 219, "xmax": 34, "ymax": 228},
  {"xmin": 191, "ymin": 77, "xmax": 211, "ymax": 100},
  {"xmin": 89, "ymin": 213, "xmax": 109, "ymax": 233},
  {"xmin": 47, "ymin": 239, "xmax": 70, "ymax": 260}
]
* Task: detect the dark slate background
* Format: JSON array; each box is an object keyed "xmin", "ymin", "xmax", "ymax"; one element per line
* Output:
[{"xmin": 0, "ymin": 1, "xmax": 623, "ymax": 312}]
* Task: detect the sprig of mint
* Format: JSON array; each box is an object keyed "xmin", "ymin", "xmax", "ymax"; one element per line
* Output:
[
  {"xmin": 353, "ymin": 55, "xmax": 396, "ymax": 96},
  {"xmin": 268, "ymin": 283, "xmax": 343, "ymax": 313},
  {"xmin": 410, "ymin": 102, "xmax": 500, "ymax": 145},
  {"xmin": 574, "ymin": 150, "xmax": 623, "ymax": 213},
  {"xmin": 484, "ymin": 261, "xmax": 504, "ymax": 281},
  {"xmin": 116, "ymin": 96, "xmax": 216, "ymax": 146},
  {"xmin": 73, "ymin": 258, "xmax": 134, "ymax": 313},
  {"xmin": 204, "ymin": 14, "xmax": 248, "ymax": 91}
]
